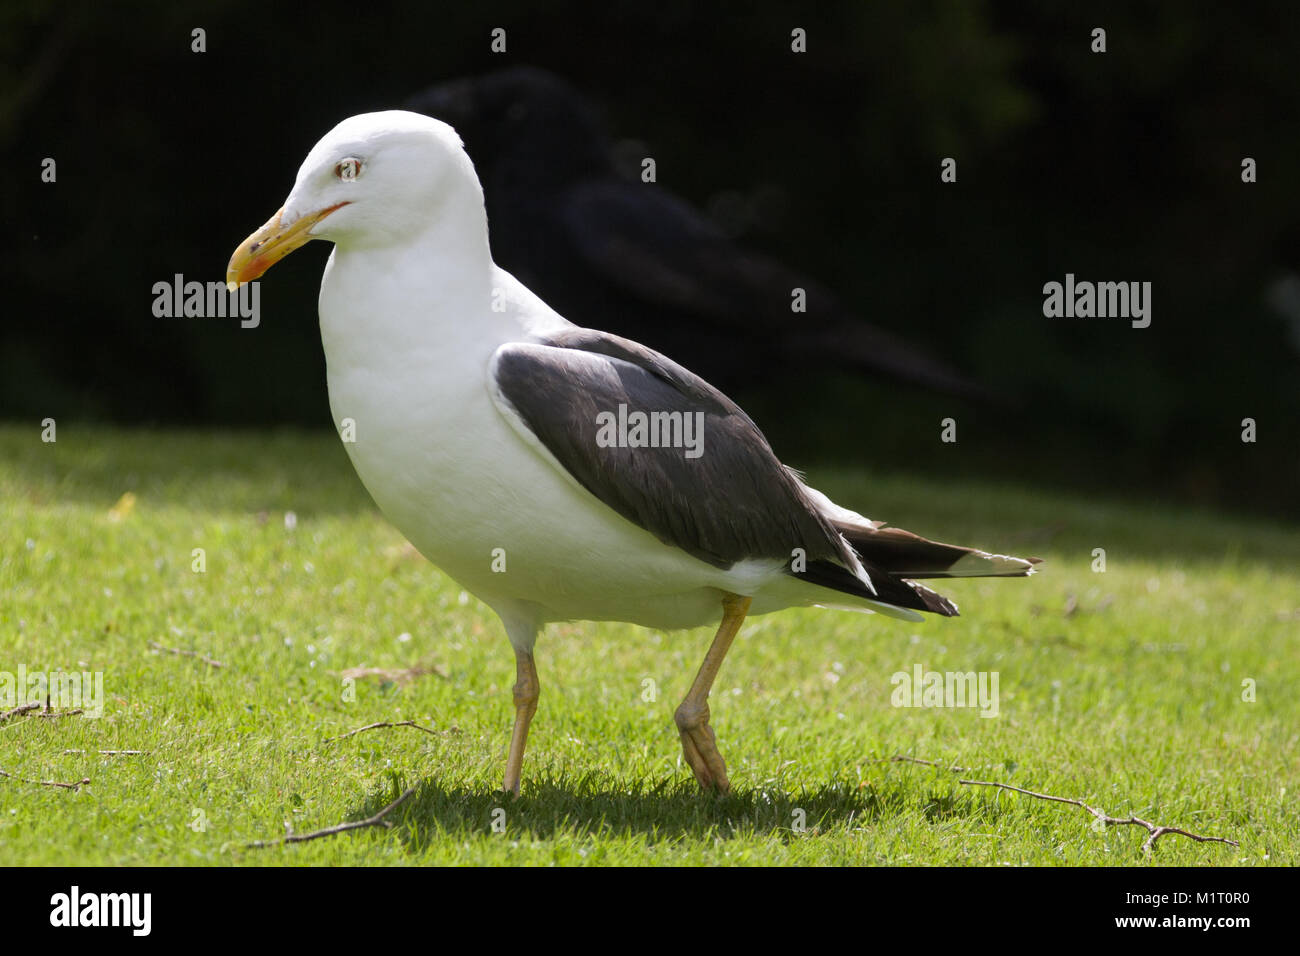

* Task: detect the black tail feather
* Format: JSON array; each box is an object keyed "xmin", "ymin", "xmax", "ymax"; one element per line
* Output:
[
  {"xmin": 790, "ymin": 525, "xmax": 1039, "ymax": 618},
  {"xmin": 797, "ymin": 559, "xmax": 960, "ymax": 617},
  {"xmin": 837, "ymin": 524, "xmax": 1039, "ymax": 579}
]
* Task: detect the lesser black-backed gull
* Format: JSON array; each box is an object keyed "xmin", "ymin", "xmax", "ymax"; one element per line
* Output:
[{"xmin": 227, "ymin": 111, "xmax": 1037, "ymax": 796}]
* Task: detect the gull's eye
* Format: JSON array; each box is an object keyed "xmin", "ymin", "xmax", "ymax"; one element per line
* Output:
[{"xmin": 335, "ymin": 157, "xmax": 362, "ymax": 181}]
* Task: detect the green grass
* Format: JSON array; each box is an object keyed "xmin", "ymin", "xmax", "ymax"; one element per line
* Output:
[{"xmin": 1, "ymin": 424, "xmax": 1296, "ymax": 865}]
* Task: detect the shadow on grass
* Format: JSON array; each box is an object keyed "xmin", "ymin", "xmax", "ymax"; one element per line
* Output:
[{"xmin": 341, "ymin": 774, "xmax": 1008, "ymax": 850}]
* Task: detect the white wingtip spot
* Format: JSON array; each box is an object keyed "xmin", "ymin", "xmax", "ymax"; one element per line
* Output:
[{"xmin": 949, "ymin": 552, "xmax": 1037, "ymax": 577}]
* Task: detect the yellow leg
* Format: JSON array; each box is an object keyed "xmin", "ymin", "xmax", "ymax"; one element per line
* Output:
[
  {"xmin": 502, "ymin": 647, "xmax": 539, "ymax": 797},
  {"xmin": 675, "ymin": 593, "xmax": 751, "ymax": 793}
]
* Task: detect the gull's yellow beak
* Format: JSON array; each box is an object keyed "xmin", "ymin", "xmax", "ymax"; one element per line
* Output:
[{"xmin": 225, "ymin": 202, "xmax": 350, "ymax": 290}]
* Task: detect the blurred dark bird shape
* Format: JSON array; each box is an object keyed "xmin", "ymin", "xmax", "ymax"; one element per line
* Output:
[{"xmin": 405, "ymin": 67, "xmax": 988, "ymax": 399}]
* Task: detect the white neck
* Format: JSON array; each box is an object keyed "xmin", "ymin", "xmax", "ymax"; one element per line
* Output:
[{"xmin": 316, "ymin": 188, "xmax": 520, "ymax": 370}]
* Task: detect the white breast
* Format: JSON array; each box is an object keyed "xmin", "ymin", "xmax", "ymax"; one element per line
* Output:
[{"xmin": 317, "ymin": 249, "xmax": 753, "ymax": 629}]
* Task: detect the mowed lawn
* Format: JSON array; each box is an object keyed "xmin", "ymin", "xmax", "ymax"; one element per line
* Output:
[{"xmin": 1, "ymin": 425, "xmax": 1296, "ymax": 866}]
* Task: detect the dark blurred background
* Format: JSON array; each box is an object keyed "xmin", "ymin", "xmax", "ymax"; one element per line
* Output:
[{"xmin": 3, "ymin": 1, "xmax": 1298, "ymax": 518}]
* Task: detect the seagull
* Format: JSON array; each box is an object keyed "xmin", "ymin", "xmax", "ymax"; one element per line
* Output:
[{"xmin": 227, "ymin": 111, "xmax": 1037, "ymax": 796}]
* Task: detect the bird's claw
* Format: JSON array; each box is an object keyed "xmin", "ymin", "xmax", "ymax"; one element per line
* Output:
[{"xmin": 677, "ymin": 719, "xmax": 730, "ymax": 794}]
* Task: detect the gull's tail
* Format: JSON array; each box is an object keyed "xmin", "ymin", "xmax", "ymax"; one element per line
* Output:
[
  {"xmin": 838, "ymin": 524, "xmax": 1041, "ymax": 580},
  {"xmin": 795, "ymin": 523, "xmax": 1040, "ymax": 620}
]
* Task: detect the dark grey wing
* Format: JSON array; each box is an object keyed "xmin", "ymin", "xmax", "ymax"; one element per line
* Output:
[{"xmin": 488, "ymin": 329, "xmax": 855, "ymax": 572}]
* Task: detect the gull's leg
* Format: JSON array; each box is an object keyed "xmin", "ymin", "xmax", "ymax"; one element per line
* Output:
[
  {"xmin": 502, "ymin": 646, "xmax": 539, "ymax": 797},
  {"xmin": 675, "ymin": 593, "xmax": 752, "ymax": 793}
]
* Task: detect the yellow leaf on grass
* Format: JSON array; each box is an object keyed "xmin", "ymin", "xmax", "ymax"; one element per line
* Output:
[{"xmin": 107, "ymin": 492, "xmax": 137, "ymax": 522}]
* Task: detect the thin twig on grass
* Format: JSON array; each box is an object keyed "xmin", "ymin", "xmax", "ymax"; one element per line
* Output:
[
  {"xmin": 0, "ymin": 767, "xmax": 90, "ymax": 791},
  {"xmin": 323, "ymin": 720, "xmax": 441, "ymax": 743},
  {"xmin": 338, "ymin": 662, "xmax": 448, "ymax": 685},
  {"xmin": 147, "ymin": 640, "xmax": 224, "ymax": 668},
  {"xmin": 62, "ymin": 750, "xmax": 149, "ymax": 756},
  {"xmin": 891, "ymin": 754, "xmax": 1238, "ymax": 854},
  {"xmin": 0, "ymin": 703, "xmax": 42, "ymax": 723},
  {"xmin": 957, "ymin": 778, "xmax": 1239, "ymax": 854},
  {"xmin": 2, "ymin": 702, "xmax": 84, "ymax": 725},
  {"xmin": 245, "ymin": 786, "xmax": 417, "ymax": 848}
]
